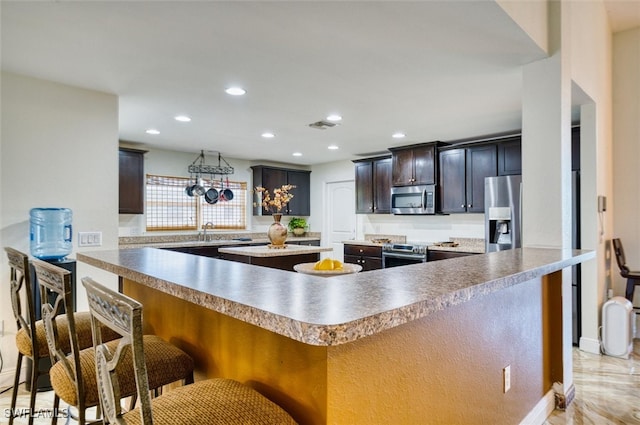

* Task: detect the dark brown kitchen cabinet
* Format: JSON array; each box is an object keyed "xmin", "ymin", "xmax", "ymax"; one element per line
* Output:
[
  {"xmin": 251, "ymin": 166, "xmax": 311, "ymax": 216},
  {"xmin": 497, "ymin": 138, "xmax": 522, "ymax": 176},
  {"xmin": 439, "ymin": 145, "xmax": 497, "ymax": 213},
  {"xmin": 427, "ymin": 250, "xmax": 477, "ymax": 262},
  {"xmin": 354, "ymin": 156, "xmax": 391, "ymax": 214},
  {"xmin": 344, "ymin": 244, "xmax": 382, "ymax": 271},
  {"xmin": 389, "ymin": 143, "xmax": 438, "ymax": 186},
  {"xmin": 119, "ymin": 147, "xmax": 146, "ymax": 214}
]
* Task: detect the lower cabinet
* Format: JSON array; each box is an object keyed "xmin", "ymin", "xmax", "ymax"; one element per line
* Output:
[
  {"xmin": 163, "ymin": 246, "xmax": 221, "ymax": 258},
  {"xmin": 344, "ymin": 244, "xmax": 383, "ymax": 271},
  {"xmin": 427, "ymin": 250, "xmax": 477, "ymax": 262},
  {"xmin": 288, "ymin": 239, "xmax": 321, "ymax": 246},
  {"xmin": 220, "ymin": 252, "xmax": 319, "ymax": 272}
]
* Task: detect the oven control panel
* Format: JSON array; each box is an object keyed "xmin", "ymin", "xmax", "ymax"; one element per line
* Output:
[{"xmin": 382, "ymin": 243, "xmax": 428, "ymax": 255}]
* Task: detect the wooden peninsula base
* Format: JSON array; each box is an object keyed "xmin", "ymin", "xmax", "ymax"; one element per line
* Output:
[{"xmin": 123, "ymin": 271, "xmax": 563, "ymax": 425}]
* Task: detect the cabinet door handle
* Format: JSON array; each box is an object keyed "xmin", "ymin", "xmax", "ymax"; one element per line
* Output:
[
  {"xmin": 461, "ymin": 204, "xmax": 465, "ymax": 208},
  {"xmin": 468, "ymin": 204, "xmax": 472, "ymax": 208}
]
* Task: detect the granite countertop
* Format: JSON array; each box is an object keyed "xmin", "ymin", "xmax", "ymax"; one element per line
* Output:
[
  {"xmin": 342, "ymin": 240, "xmax": 386, "ymax": 247},
  {"xmin": 219, "ymin": 244, "xmax": 333, "ymax": 257},
  {"xmin": 118, "ymin": 234, "xmax": 321, "ymax": 249},
  {"xmin": 344, "ymin": 237, "xmax": 486, "ymax": 253},
  {"xmin": 78, "ymin": 247, "xmax": 593, "ymax": 347},
  {"xmin": 343, "ymin": 233, "xmax": 406, "ymax": 247},
  {"xmin": 428, "ymin": 237, "xmax": 485, "ymax": 254}
]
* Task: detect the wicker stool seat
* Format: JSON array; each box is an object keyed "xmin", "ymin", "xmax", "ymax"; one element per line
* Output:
[
  {"xmin": 15, "ymin": 311, "xmax": 117, "ymax": 358},
  {"xmin": 83, "ymin": 276, "xmax": 298, "ymax": 425},
  {"xmin": 121, "ymin": 378, "xmax": 296, "ymax": 425},
  {"xmin": 32, "ymin": 259, "xmax": 195, "ymax": 425},
  {"xmin": 50, "ymin": 335, "xmax": 194, "ymax": 407}
]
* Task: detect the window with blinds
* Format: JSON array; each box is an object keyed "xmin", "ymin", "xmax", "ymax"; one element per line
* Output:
[{"xmin": 146, "ymin": 174, "xmax": 247, "ymax": 231}]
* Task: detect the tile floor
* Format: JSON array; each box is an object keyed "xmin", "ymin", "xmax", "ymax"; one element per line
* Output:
[{"xmin": 1, "ymin": 342, "xmax": 639, "ymax": 424}]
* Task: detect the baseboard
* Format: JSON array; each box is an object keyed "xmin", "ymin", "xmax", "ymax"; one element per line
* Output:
[
  {"xmin": 520, "ymin": 389, "xmax": 556, "ymax": 425},
  {"xmin": 0, "ymin": 367, "xmax": 21, "ymax": 392},
  {"xmin": 579, "ymin": 336, "xmax": 601, "ymax": 354}
]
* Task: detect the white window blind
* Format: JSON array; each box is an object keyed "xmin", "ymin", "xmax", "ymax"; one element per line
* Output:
[{"xmin": 146, "ymin": 174, "xmax": 247, "ymax": 231}]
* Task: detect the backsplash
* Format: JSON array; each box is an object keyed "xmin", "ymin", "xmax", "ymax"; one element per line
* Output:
[{"xmin": 357, "ymin": 213, "xmax": 485, "ymax": 243}]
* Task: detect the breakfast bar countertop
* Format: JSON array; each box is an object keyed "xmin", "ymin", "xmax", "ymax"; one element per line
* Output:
[
  {"xmin": 218, "ymin": 244, "xmax": 332, "ymax": 257},
  {"xmin": 78, "ymin": 247, "xmax": 594, "ymax": 347}
]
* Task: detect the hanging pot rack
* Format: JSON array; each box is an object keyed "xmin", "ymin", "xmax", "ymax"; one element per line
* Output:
[
  {"xmin": 188, "ymin": 150, "xmax": 234, "ymax": 176},
  {"xmin": 185, "ymin": 150, "xmax": 235, "ymax": 201}
]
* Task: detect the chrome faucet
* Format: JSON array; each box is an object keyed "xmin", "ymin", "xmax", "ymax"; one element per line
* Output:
[{"xmin": 203, "ymin": 222, "xmax": 215, "ymax": 242}]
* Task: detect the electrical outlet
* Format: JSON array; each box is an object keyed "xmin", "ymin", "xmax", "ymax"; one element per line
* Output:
[
  {"xmin": 503, "ymin": 365, "xmax": 511, "ymax": 393},
  {"xmin": 78, "ymin": 231, "xmax": 102, "ymax": 247}
]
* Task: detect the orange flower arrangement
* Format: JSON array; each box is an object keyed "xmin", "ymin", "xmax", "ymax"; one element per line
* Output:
[{"xmin": 254, "ymin": 184, "xmax": 296, "ymax": 213}]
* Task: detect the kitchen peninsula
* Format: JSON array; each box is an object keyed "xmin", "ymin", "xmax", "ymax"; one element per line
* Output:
[{"xmin": 78, "ymin": 247, "xmax": 594, "ymax": 425}]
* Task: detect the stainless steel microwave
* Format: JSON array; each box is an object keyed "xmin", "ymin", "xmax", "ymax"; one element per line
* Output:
[{"xmin": 391, "ymin": 185, "xmax": 436, "ymax": 215}]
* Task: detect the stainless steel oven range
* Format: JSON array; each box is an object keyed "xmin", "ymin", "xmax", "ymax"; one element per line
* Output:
[{"xmin": 382, "ymin": 243, "xmax": 428, "ymax": 268}]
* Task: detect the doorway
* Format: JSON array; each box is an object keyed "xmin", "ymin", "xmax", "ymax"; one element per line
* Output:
[{"xmin": 324, "ymin": 180, "xmax": 356, "ymax": 262}]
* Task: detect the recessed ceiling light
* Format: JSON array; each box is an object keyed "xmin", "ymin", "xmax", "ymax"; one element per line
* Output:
[
  {"xmin": 326, "ymin": 114, "xmax": 342, "ymax": 122},
  {"xmin": 146, "ymin": 129, "xmax": 160, "ymax": 135},
  {"xmin": 328, "ymin": 145, "xmax": 339, "ymax": 150},
  {"xmin": 292, "ymin": 152, "xmax": 303, "ymax": 157},
  {"xmin": 392, "ymin": 132, "xmax": 406, "ymax": 139},
  {"xmin": 261, "ymin": 132, "xmax": 275, "ymax": 139},
  {"xmin": 225, "ymin": 87, "xmax": 246, "ymax": 96},
  {"xmin": 174, "ymin": 115, "xmax": 191, "ymax": 122}
]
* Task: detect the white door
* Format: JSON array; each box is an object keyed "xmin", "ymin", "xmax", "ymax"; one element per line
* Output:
[{"xmin": 325, "ymin": 180, "xmax": 356, "ymax": 261}]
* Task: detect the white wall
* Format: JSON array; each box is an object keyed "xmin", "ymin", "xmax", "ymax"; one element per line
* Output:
[
  {"xmin": 0, "ymin": 72, "xmax": 119, "ymax": 387},
  {"xmin": 568, "ymin": 1, "xmax": 617, "ymax": 352},
  {"xmin": 612, "ymin": 27, "xmax": 640, "ymax": 298}
]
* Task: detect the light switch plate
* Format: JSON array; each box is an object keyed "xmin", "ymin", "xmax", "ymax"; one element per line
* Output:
[{"xmin": 78, "ymin": 231, "xmax": 102, "ymax": 247}]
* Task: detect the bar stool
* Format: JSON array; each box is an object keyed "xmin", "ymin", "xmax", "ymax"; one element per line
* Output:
[
  {"xmin": 612, "ymin": 238, "xmax": 640, "ymax": 307},
  {"xmin": 5, "ymin": 248, "xmax": 98, "ymax": 425},
  {"xmin": 5, "ymin": 247, "xmax": 47, "ymax": 425},
  {"xmin": 82, "ymin": 276, "xmax": 298, "ymax": 425},
  {"xmin": 32, "ymin": 259, "xmax": 196, "ymax": 425}
]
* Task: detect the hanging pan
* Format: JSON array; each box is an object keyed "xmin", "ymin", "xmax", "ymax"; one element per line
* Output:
[
  {"xmin": 221, "ymin": 177, "xmax": 234, "ymax": 201},
  {"xmin": 205, "ymin": 185, "xmax": 219, "ymax": 204}
]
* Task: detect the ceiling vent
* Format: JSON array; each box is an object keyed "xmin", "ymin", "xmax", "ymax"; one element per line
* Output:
[{"xmin": 308, "ymin": 120, "xmax": 338, "ymax": 130}]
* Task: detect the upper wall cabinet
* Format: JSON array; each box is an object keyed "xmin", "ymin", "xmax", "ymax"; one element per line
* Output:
[
  {"xmin": 354, "ymin": 156, "xmax": 392, "ymax": 214},
  {"xmin": 497, "ymin": 137, "xmax": 522, "ymax": 176},
  {"xmin": 439, "ymin": 144, "xmax": 497, "ymax": 213},
  {"xmin": 251, "ymin": 165, "xmax": 311, "ymax": 216},
  {"xmin": 389, "ymin": 142, "xmax": 442, "ymax": 187},
  {"xmin": 119, "ymin": 147, "xmax": 146, "ymax": 214}
]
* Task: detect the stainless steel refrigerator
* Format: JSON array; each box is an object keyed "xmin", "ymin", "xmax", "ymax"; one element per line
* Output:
[{"xmin": 485, "ymin": 175, "xmax": 522, "ymax": 252}]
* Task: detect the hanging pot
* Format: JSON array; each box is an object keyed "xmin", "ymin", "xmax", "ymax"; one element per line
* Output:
[
  {"xmin": 187, "ymin": 177, "xmax": 205, "ymax": 197},
  {"xmin": 221, "ymin": 177, "xmax": 234, "ymax": 201},
  {"xmin": 192, "ymin": 181, "xmax": 205, "ymax": 196},
  {"xmin": 205, "ymin": 187, "xmax": 219, "ymax": 204}
]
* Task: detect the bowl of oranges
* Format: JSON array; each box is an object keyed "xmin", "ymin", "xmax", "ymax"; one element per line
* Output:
[{"xmin": 293, "ymin": 258, "xmax": 362, "ymax": 276}]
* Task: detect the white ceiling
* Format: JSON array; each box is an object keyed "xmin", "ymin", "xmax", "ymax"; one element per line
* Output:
[{"xmin": 1, "ymin": 1, "xmax": 638, "ymax": 166}]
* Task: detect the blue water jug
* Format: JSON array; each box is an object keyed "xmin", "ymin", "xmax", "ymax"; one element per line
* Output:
[{"xmin": 30, "ymin": 208, "xmax": 73, "ymax": 260}]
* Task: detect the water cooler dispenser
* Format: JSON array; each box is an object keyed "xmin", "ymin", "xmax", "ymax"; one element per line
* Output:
[
  {"xmin": 601, "ymin": 296, "xmax": 634, "ymax": 359},
  {"xmin": 26, "ymin": 208, "xmax": 76, "ymax": 391}
]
